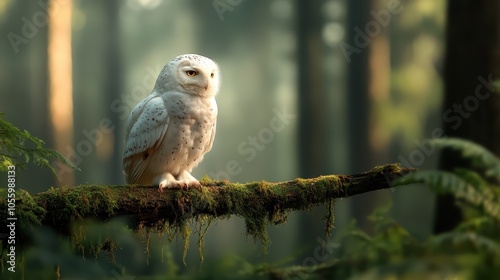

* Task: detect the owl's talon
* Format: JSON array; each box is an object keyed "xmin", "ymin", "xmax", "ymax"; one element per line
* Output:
[
  {"xmin": 188, "ymin": 181, "xmax": 202, "ymax": 191},
  {"xmin": 178, "ymin": 182, "xmax": 188, "ymax": 190},
  {"xmin": 158, "ymin": 182, "xmax": 168, "ymax": 193}
]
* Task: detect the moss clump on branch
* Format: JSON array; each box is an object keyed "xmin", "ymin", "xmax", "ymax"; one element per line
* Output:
[{"xmin": 35, "ymin": 185, "xmax": 120, "ymax": 233}]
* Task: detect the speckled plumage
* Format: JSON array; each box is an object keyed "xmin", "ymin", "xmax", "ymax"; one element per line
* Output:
[{"xmin": 123, "ymin": 54, "xmax": 219, "ymax": 190}]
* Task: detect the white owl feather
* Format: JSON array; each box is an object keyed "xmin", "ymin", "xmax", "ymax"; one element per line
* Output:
[{"xmin": 123, "ymin": 54, "xmax": 219, "ymax": 191}]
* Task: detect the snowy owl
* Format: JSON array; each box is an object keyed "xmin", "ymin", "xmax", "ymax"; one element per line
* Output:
[{"xmin": 123, "ymin": 54, "xmax": 219, "ymax": 191}]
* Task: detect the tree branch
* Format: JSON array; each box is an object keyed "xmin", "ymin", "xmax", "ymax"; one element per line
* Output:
[{"xmin": 5, "ymin": 164, "xmax": 414, "ymax": 235}]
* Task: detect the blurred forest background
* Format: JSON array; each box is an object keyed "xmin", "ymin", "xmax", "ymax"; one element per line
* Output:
[{"xmin": 1, "ymin": 0, "xmax": 499, "ymax": 279}]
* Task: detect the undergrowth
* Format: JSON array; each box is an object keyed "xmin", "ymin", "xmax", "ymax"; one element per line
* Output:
[{"xmin": 276, "ymin": 138, "xmax": 500, "ymax": 279}]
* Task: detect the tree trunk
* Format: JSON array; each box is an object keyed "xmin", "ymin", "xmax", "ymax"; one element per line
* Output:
[
  {"xmin": 296, "ymin": 0, "xmax": 333, "ymax": 258},
  {"xmin": 346, "ymin": 0, "xmax": 379, "ymax": 232},
  {"xmin": 102, "ymin": 0, "xmax": 124, "ymax": 184},
  {"xmin": 435, "ymin": 0, "xmax": 500, "ymax": 233},
  {"xmin": 297, "ymin": 0, "xmax": 329, "ymax": 178},
  {"xmin": 48, "ymin": 0, "xmax": 74, "ymax": 186}
]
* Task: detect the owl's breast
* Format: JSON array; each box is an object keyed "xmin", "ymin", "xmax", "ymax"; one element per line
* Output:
[{"xmin": 153, "ymin": 94, "xmax": 217, "ymax": 175}]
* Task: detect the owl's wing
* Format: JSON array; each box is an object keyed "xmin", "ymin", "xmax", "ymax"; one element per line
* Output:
[{"xmin": 123, "ymin": 93, "xmax": 169, "ymax": 183}]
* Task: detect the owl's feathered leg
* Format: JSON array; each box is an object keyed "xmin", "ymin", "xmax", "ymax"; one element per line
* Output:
[{"xmin": 154, "ymin": 171, "xmax": 201, "ymax": 192}]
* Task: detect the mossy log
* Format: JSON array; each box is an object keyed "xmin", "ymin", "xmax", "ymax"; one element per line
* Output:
[{"xmin": 2, "ymin": 164, "xmax": 413, "ymax": 236}]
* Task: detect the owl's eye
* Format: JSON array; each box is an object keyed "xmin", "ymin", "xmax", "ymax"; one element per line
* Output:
[
  {"xmin": 186, "ymin": 70, "xmax": 198, "ymax": 77},
  {"xmin": 210, "ymin": 73, "xmax": 214, "ymax": 78}
]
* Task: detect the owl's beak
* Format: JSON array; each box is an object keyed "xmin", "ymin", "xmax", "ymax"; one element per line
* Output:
[{"xmin": 202, "ymin": 77, "xmax": 209, "ymax": 90}]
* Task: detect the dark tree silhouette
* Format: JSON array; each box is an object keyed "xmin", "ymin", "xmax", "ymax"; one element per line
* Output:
[
  {"xmin": 435, "ymin": 0, "xmax": 500, "ymax": 233},
  {"xmin": 345, "ymin": 0, "xmax": 380, "ymax": 232},
  {"xmin": 102, "ymin": 0, "xmax": 124, "ymax": 184}
]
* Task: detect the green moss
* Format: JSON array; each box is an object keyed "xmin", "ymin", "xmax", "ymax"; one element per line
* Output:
[
  {"xmin": 67, "ymin": 218, "xmax": 124, "ymax": 262},
  {"xmin": 182, "ymin": 221, "xmax": 191, "ymax": 265},
  {"xmin": 197, "ymin": 216, "xmax": 213, "ymax": 264},
  {"xmin": 0, "ymin": 173, "xmax": 346, "ymax": 264},
  {"xmin": 35, "ymin": 185, "xmax": 119, "ymax": 230},
  {"xmin": 192, "ymin": 186, "xmax": 216, "ymax": 211},
  {"xmin": 216, "ymin": 182, "xmax": 273, "ymax": 251},
  {"xmin": 193, "ymin": 176, "xmax": 341, "ymax": 253},
  {"xmin": 5, "ymin": 169, "xmax": 377, "ymax": 266},
  {"xmin": 143, "ymin": 167, "xmax": 409, "ymax": 266},
  {"xmin": 324, "ymin": 199, "xmax": 336, "ymax": 241},
  {"xmin": 17, "ymin": 189, "xmax": 46, "ymax": 229},
  {"xmin": 0, "ymin": 163, "xmax": 413, "ymax": 271},
  {"xmin": 0, "ymin": 188, "xmax": 45, "ymax": 250}
]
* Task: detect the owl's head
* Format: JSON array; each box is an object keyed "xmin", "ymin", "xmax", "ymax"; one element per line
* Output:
[{"xmin": 154, "ymin": 54, "xmax": 220, "ymax": 97}]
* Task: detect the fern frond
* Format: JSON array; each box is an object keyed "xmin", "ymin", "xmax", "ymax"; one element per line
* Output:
[
  {"xmin": 394, "ymin": 170, "xmax": 467, "ymax": 194},
  {"xmin": 368, "ymin": 202, "xmax": 397, "ymax": 232},
  {"xmin": 432, "ymin": 138, "xmax": 500, "ymax": 184},
  {"xmin": 394, "ymin": 171, "xmax": 500, "ymax": 221},
  {"xmin": 453, "ymin": 168, "xmax": 495, "ymax": 198},
  {"xmin": 431, "ymin": 232, "xmax": 500, "ymax": 257},
  {"xmin": 0, "ymin": 113, "xmax": 78, "ymax": 174},
  {"xmin": 455, "ymin": 217, "xmax": 499, "ymax": 239}
]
